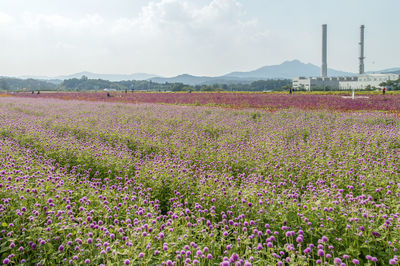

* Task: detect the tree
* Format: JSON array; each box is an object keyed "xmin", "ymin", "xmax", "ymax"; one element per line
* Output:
[
  {"xmin": 171, "ymin": 83, "xmax": 184, "ymax": 91},
  {"xmin": 0, "ymin": 79, "xmax": 10, "ymax": 91}
]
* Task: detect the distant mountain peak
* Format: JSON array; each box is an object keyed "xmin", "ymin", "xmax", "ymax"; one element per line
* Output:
[
  {"xmin": 282, "ymin": 59, "xmax": 302, "ymax": 65},
  {"xmin": 176, "ymin": 74, "xmax": 193, "ymax": 78},
  {"xmin": 223, "ymin": 60, "xmax": 355, "ymax": 80}
]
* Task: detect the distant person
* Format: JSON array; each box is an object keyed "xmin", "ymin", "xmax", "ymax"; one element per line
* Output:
[
  {"xmin": 125, "ymin": 89, "xmax": 127, "ymax": 94},
  {"xmin": 289, "ymin": 88, "xmax": 292, "ymax": 94},
  {"xmin": 37, "ymin": 91, "xmax": 40, "ymax": 95},
  {"xmin": 31, "ymin": 91, "xmax": 34, "ymax": 94},
  {"xmin": 107, "ymin": 92, "xmax": 110, "ymax": 97},
  {"xmin": 382, "ymin": 87, "xmax": 386, "ymax": 95}
]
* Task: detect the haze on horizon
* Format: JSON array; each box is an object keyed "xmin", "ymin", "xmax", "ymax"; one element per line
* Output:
[{"xmin": 0, "ymin": 0, "xmax": 398, "ymax": 78}]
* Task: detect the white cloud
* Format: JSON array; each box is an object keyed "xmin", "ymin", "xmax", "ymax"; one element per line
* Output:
[{"xmin": 0, "ymin": 0, "xmax": 272, "ymax": 76}]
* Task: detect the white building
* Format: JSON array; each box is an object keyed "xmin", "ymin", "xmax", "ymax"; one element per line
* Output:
[
  {"xmin": 293, "ymin": 73, "xmax": 399, "ymax": 91},
  {"xmin": 339, "ymin": 73, "xmax": 399, "ymax": 90},
  {"xmin": 292, "ymin": 77, "xmax": 339, "ymax": 90}
]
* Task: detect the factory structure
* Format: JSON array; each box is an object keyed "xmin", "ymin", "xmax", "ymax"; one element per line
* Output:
[{"xmin": 292, "ymin": 25, "xmax": 399, "ymax": 91}]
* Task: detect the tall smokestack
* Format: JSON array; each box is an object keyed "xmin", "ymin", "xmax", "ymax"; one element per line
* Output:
[
  {"xmin": 321, "ymin": 24, "xmax": 327, "ymax": 77},
  {"xmin": 359, "ymin": 25, "xmax": 365, "ymax": 74}
]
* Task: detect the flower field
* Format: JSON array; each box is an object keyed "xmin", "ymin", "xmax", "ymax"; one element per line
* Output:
[
  {"xmin": 14, "ymin": 91, "xmax": 400, "ymax": 112},
  {"xmin": 0, "ymin": 96, "xmax": 400, "ymax": 265}
]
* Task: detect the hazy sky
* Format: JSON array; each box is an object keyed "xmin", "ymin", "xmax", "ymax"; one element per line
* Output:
[{"xmin": 0, "ymin": 0, "xmax": 398, "ymax": 77}]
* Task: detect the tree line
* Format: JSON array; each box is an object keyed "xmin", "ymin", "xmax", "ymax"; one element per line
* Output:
[
  {"xmin": 0, "ymin": 75, "xmax": 291, "ymax": 92},
  {"xmin": 380, "ymin": 79, "xmax": 400, "ymax": 90},
  {"xmin": 60, "ymin": 76, "xmax": 291, "ymax": 92},
  {"xmin": 0, "ymin": 78, "xmax": 58, "ymax": 91}
]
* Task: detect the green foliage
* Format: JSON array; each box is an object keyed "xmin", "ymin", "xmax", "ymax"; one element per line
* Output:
[
  {"xmin": 380, "ymin": 78, "xmax": 400, "ymax": 90},
  {"xmin": 60, "ymin": 78, "xmax": 125, "ymax": 91},
  {"xmin": 0, "ymin": 78, "xmax": 57, "ymax": 91},
  {"xmin": 58, "ymin": 78, "xmax": 292, "ymax": 92}
]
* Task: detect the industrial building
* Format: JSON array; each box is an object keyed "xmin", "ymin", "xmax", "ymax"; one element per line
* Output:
[
  {"xmin": 339, "ymin": 73, "xmax": 399, "ymax": 90},
  {"xmin": 293, "ymin": 73, "xmax": 399, "ymax": 91},
  {"xmin": 292, "ymin": 25, "xmax": 400, "ymax": 91}
]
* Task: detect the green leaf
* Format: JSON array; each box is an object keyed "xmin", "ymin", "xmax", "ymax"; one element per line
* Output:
[{"xmin": 0, "ymin": 246, "xmax": 9, "ymax": 253}]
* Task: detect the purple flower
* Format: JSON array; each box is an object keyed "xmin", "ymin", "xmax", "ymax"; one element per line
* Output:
[
  {"xmin": 230, "ymin": 253, "xmax": 239, "ymax": 262},
  {"xmin": 124, "ymin": 259, "xmax": 130, "ymax": 265},
  {"xmin": 84, "ymin": 259, "xmax": 90, "ymax": 264},
  {"xmin": 372, "ymin": 231, "xmax": 380, "ymax": 237},
  {"xmin": 352, "ymin": 259, "xmax": 360, "ymax": 264},
  {"xmin": 3, "ymin": 258, "xmax": 10, "ymax": 265},
  {"xmin": 139, "ymin": 253, "xmax": 144, "ymax": 258},
  {"xmin": 317, "ymin": 249, "xmax": 325, "ymax": 257},
  {"xmin": 334, "ymin": 258, "xmax": 342, "ymax": 264}
]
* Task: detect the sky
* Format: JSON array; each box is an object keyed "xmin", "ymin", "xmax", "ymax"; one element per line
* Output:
[{"xmin": 0, "ymin": 0, "xmax": 399, "ymax": 77}]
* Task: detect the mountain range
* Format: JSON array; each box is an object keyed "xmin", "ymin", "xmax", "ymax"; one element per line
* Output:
[
  {"xmin": 19, "ymin": 71, "xmax": 157, "ymax": 84},
  {"xmin": 15, "ymin": 60, "xmax": 399, "ymax": 86},
  {"xmin": 378, "ymin": 67, "xmax": 400, "ymax": 75},
  {"xmin": 148, "ymin": 60, "xmax": 357, "ymax": 85}
]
